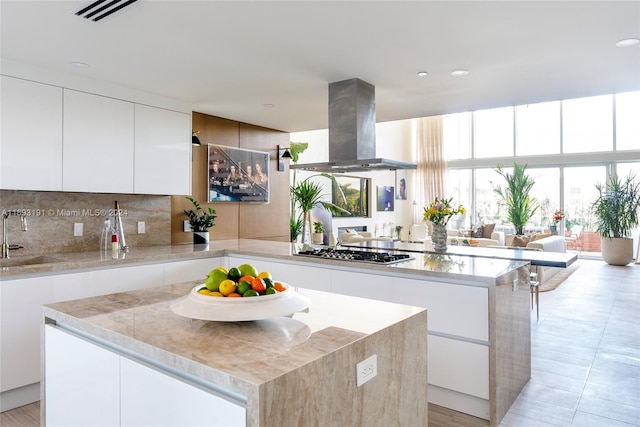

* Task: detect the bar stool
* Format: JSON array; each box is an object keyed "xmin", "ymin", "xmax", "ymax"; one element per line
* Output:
[{"xmin": 530, "ymin": 270, "xmax": 540, "ymax": 320}]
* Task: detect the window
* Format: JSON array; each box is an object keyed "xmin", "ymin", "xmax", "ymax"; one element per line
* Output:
[
  {"xmin": 474, "ymin": 107, "xmax": 514, "ymax": 158},
  {"xmin": 443, "ymin": 112, "xmax": 471, "ymax": 160},
  {"xmin": 563, "ymin": 166, "xmax": 606, "ymax": 232},
  {"xmin": 527, "ymin": 167, "xmax": 560, "ymax": 229},
  {"xmin": 515, "ymin": 101, "xmax": 560, "ymax": 156},
  {"xmin": 562, "ymin": 95, "xmax": 613, "ymax": 153},
  {"xmin": 615, "ymin": 91, "xmax": 640, "ymax": 151},
  {"xmin": 447, "ymin": 169, "xmax": 471, "ymax": 228},
  {"xmin": 475, "ymin": 168, "xmax": 506, "ymax": 224}
]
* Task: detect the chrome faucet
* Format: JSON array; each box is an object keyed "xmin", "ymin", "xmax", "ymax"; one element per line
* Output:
[{"xmin": 2, "ymin": 212, "xmax": 28, "ymax": 259}]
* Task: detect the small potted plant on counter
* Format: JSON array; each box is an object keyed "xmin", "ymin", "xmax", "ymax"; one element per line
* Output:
[
  {"xmin": 184, "ymin": 196, "xmax": 217, "ymax": 244},
  {"xmin": 312, "ymin": 221, "xmax": 325, "ymax": 245}
]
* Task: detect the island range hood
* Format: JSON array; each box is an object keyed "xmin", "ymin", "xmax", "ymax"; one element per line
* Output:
[{"xmin": 290, "ymin": 78, "xmax": 416, "ymax": 173}]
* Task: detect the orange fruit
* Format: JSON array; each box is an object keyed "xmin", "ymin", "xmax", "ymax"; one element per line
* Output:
[
  {"xmin": 273, "ymin": 281, "xmax": 286, "ymax": 292},
  {"xmin": 239, "ymin": 275, "xmax": 254, "ymax": 284},
  {"xmin": 227, "ymin": 292, "xmax": 242, "ymax": 298},
  {"xmin": 251, "ymin": 277, "xmax": 267, "ymax": 293}
]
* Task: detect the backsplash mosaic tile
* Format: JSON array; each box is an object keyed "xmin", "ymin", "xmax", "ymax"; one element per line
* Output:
[{"xmin": 0, "ymin": 190, "xmax": 171, "ymax": 255}]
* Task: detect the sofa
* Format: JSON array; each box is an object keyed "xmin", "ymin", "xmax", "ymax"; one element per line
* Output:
[
  {"xmin": 339, "ymin": 230, "xmax": 392, "ymax": 244},
  {"xmin": 502, "ymin": 234, "xmax": 567, "ymax": 285}
]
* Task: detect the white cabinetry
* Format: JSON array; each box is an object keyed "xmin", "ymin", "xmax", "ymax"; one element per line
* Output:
[
  {"xmin": 120, "ymin": 357, "xmax": 245, "ymax": 427},
  {"xmin": 0, "ymin": 76, "xmax": 63, "ymax": 190},
  {"xmin": 45, "ymin": 325, "xmax": 246, "ymax": 427},
  {"xmin": 134, "ymin": 104, "xmax": 191, "ymax": 195},
  {"xmin": 45, "ymin": 325, "xmax": 120, "ymax": 426},
  {"xmin": 63, "ymin": 89, "xmax": 135, "ymax": 193},
  {"xmin": 164, "ymin": 257, "xmax": 221, "ymax": 284}
]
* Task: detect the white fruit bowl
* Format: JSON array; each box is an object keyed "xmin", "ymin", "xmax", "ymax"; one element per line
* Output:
[{"xmin": 170, "ymin": 282, "xmax": 310, "ymax": 322}]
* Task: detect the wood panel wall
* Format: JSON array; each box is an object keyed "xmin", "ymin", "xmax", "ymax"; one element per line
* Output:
[{"xmin": 171, "ymin": 112, "xmax": 290, "ymax": 244}]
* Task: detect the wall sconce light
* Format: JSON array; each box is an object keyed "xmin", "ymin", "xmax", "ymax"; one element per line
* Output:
[
  {"xmin": 277, "ymin": 145, "xmax": 292, "ymax": 171},
  {"xmin": 192, "ymin": 130, "xmax": 201, "ymax": 146}
]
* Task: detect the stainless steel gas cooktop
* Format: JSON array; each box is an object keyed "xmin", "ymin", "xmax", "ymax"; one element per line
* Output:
[{"xmin": 295, "ymin": 248, "xmax": 413, "ymax": 265}]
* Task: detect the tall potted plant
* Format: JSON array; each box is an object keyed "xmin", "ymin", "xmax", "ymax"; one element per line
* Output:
[
  {"xmin": 493, "ymin": 163, "xmax": 539, "ymax": 235},
  {"xmin": 591, "ymin": 173, "xmax": 640, "ymax": 266},
  {"xmin": 183, "ymin": 196, "xmax": 217, "ymax": 244}
]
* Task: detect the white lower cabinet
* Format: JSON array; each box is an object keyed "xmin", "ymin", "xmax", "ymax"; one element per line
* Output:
[
  {"xmin": 45, "ymin": 325, "xmax": 120, "ymax": 427},
  {"xmin": 163, "ymin": 257, "xmax": 221, "ymax": 284},
  {"xmin": 120, "ymin": 358, "xmax": 245, "ymax": 427},
  {"xmin": 45, "ymin": 325, "xmax": 245, "ymax": 427}
]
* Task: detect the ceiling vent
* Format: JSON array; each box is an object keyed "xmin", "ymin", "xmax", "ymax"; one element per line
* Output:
[{"xmin": 75, "ymin": 0, "xmax": 138, "ymax": 22}]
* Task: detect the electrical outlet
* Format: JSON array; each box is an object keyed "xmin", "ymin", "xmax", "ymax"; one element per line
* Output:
[
  {"xmin": 137, "ymin": 221, "xmax": 145, "ymax": 234},
  {"xmin": 73, "ymin": 222, "xmax": 83, "ymax": 237},
  {"xmin": 183, "ymin": 220, "xmax": 192, "ymax": 232},
  {"xmin": 356, "ymin": 354, "xmax": 377, "ymax": 387}
]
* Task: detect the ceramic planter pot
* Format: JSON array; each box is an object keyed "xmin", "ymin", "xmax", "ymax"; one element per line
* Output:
[
  {"xmin": 601, "ymin": 237, "xmax": 633, "ymax": 266},
  {"xmin": 193, "ymin": 231, "xmax": 210, "ymax": 245}
]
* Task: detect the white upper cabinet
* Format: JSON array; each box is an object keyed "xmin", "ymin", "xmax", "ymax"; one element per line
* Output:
[
  {"xmin": 1, "ymin": 76, "xmax": 63, "ymax": 190},
  {"xmin": 63, "ymin": 89, "xmax": 135, "ymax": 193},
  {"xmin": 134, "ymin": 104, "xmax": 191, "ymax": 195}
]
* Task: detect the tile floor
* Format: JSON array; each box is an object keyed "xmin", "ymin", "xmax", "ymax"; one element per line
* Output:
[{"xmin": 499, "ymin": 259, "xmax": 640, "ymax": 427}]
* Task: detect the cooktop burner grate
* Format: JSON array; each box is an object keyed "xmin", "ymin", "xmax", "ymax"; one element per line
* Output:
[{"xmin": 296, "ymin": 248, "xmax": 413, "ymax": 265}]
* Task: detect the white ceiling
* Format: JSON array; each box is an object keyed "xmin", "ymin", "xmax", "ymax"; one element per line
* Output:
[{"xmin": 2, "ymin": 1, "xmax": 639, "ymax": 133}]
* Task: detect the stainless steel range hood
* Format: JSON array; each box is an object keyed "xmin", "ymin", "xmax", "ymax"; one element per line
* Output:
[{"xmin": 290, "ymin": 78, "xmax": 416, "ymax": 173}]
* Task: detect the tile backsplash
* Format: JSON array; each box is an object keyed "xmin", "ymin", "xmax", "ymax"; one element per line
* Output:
[{"xmin": 0, "ymin": 190, "xmax": 171, "ymax": 255}]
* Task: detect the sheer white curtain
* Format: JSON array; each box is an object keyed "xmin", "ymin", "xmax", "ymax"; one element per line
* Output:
[{"xmin": 414, "ymin": 116, "xmax": 447, "ymax": 230}]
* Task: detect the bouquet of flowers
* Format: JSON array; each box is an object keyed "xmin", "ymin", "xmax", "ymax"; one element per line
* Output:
[
  {"xmin": 552, "ymin": 209, "xmax": 565, "ymax": 224},
  {"xmin": 423, "ymin": 197, "xmax": 466, "ymax": 226}
]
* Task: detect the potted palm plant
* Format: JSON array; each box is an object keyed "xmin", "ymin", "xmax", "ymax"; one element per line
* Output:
[
  {"xmin": 493, "ymin": 163, "xmax": 539, "ymax": 236},
  {"xmin": 183, "ymin": 196, "xmax": 217, "ymax": 244},
  {"xmin": 312, "ymin": 221, "xmax": 325, "ymax": 245},
  {"xmin": 591, "ymin": 173, "xmax": 640, "ymax": 266}
]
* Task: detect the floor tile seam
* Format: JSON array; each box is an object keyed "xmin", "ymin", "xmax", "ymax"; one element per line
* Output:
[
  {"xmin": 506, "ymin": 400, "xmax": 577, "ymax": 427},
  {"xmin": 573, "ymin": 408, "xmax": 640, "ymax": 426}
]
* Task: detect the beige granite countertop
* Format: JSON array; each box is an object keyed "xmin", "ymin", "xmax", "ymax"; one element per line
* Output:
[
  {"xmin": 43, "ymin": 281, "xmax": 428, "ymax": 426},
  {"xmin": 1, "ymin": 239, "xmax": 528, "ymax": 282}
]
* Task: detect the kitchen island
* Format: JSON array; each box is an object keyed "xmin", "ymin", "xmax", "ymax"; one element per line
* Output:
[
  {"xmin": 2, "ymin": 240, "xmax": 531, "ymax": 426},
  {"xmin": 43, "ymin": 281, "xmax": 428, "ymax": 427}
]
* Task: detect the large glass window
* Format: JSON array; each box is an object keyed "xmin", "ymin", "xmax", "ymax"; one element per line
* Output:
[
  {"xmin": 473, "ymin": 107, "xmax": 514, "ymax": 158},
  {"xmin": 615, "ymin": 91, "xmax": 640, "ymax": 151},
  {"xmin": 563, "ymin": 166, "xmax": 606, "ymax": 232},
  {"xmin": 443, "ymin": 112, "xmax": 471, "ymax": 160},
  {"xmin": 527, "ymin": 167, "xmax": 560, "ymax": 230},
  {"xmin": 475, "ymin": 168, "xmax": 506, "ymax": 224},
  {"xmin": 562, "ymin": 94, "xmax": 613, "ymax": 153},
  {"xmin": 515, "ymin": 101, "xmax": 560, "ymax": 156},
  {"xmin": 447, "ymin": 169, "xmax": 471, "ymax": 228}
]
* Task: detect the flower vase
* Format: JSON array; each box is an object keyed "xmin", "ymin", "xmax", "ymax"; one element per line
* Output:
[
  {"xmin": 193, "ymin": 231, "xmax": 209, "ymax": 245},
  {"xmin": 549, "ymin": 225, "xmax": 557, "ymax": 235},
  {"xmin": 431, "ymin": 224, "xmax": 448, "ymax": 252}
]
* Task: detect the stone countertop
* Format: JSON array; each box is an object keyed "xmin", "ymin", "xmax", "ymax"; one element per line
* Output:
[
  {"xmin": 1, "ymin": 239, "xmax": 528, "ymax": 282},
  {"xmin": 43, "ymin": 282, "xmax": 427, "ymax": 415}
]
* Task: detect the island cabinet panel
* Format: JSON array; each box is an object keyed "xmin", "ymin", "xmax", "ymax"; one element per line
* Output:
[
  {"xmin": 0, "ymin": 76, "xmax": 63, "ymax": 191},
  {"xmin": 90, "ymin": 263, "xmax": 165, "ymax": 295},
  {"xmin": 225, "ymin": 256, "xmax": 332, "ymax": 292},
  {"xmin": 134, "ymin": 104, "xmax": 191, "ymax": 196},
  {"xmin": 328, "ymin": 270, "xmax": 489, "ymax": 342},
  {"xmin": 428, "ymin": 335, "xmax": 489, "ymax": 399},
  {"xmin": 120, "ymin": 358, "xmax": 245, "ymax": 427},
  {"xmin": 45, "ymin": 325, "xmax": 120, "ymax": 426},
  {"xmin": 62, "ymin": 89, "xmax": 135, "ymax": 193}
]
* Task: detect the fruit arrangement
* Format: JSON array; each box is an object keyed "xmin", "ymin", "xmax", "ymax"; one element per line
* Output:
[{"xmin": 198, "ymin": 263, "xmax": 286, "ymax": 298}]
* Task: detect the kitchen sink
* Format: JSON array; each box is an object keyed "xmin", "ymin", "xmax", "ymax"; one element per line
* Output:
[{"xmin": 0, "ymin": 255, "xmax": 65, "ymax": 268}]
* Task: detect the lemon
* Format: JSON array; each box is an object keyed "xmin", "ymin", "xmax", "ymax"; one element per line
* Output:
[
  {"xmin": 206, "ymin": 268, "xmax": 228, "ymax": 291},
  {"xmin": 238, "ymin": 263, "xmax": 258, "ymax": 278},
  {"xmin": 198, "ymin": 288, "xmax": 211, "ymax": 295},
  {"xmin": 257, "ymin": 271, "xmax": 272, "ymax": 280},
  {"xmin": 209, "ymin": 291, "xmax": 224, "ymax": 297},
  {"xmin": 219, "ymin": 279, "xmax": 237, "ymax": 296},
  {"xmin": 214, "ymin": 266, "xmax": 228, "ymax": 274}
]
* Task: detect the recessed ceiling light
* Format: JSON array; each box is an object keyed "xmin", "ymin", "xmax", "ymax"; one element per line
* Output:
[
  {"xmin": 71, "ymin": 62, "xmax": 90, "ymax": 68},
  {"xmin": 263, "ymin": 103, "xmax": 275, "ymax": 108},
  {"xmin": 417, "ymin": 71, "xmax": 428, "ymax": 77},
  {"xmin": 616, "ymin": 38, "xmax": 640, "ymax": 47},
  {"xmin": 451, "ymin": 70, "xmax": 469, "ymax": 77}
]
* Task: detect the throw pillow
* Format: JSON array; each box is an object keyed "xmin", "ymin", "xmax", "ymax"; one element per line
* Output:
[
  {"xmin": 482, "ymin": 223, "xmax": 496, "ymax": 239},
  {"xmin": 530, "ymin": 232, "xmax": 550, "ymax": 242},
  {"xmin": 471, "ymin": 225, "xmax": 484, "ymax": 238},
  {"xmin": 511, "ymin": 235, "xmax": 531, "ymax": 247}
]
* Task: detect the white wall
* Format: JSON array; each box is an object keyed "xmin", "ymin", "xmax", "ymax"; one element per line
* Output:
[{"xmin": 290, "ymin": 119, "xmax": 417, "ymax": 241}]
